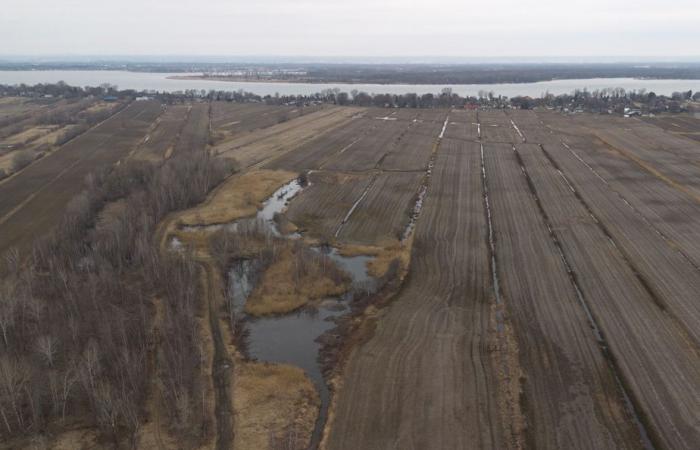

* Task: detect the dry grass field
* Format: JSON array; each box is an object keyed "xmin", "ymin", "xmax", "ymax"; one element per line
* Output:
[{"xmin": 2, "ymin": 99, "xmax": 699, "ymax": 450}]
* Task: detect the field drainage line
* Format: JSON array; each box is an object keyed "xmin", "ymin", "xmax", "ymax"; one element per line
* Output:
[
  {"xmin": 481, "ymin": 139, "xmax": 531, "ymax": 447},
  {"xmin": 400, "ymin": 129, "xmax": 444, "ymax": 241},
  {"xmin": 439, "ymin": 115, "xmax": 450, "ymax": 139},
  {"xmin": 337, "ymin": 138, "xmax": 361, "ymax": 154},
  {"xmin": 479, "ymin": 143, "xmax": 504, "ymax": 308},
  {"xmin": 513, "ymin": 145, "xmax": 657, "ymax": 450},
  {"xmin": 334, "ymin": 175, "xmax": 378, "ymax": 238},
  {"xmin": 509, "ymin": 119, "xmax": 526, "ymax": 143}
]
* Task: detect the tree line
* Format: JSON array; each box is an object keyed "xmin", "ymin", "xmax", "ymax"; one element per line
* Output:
[{"xmin": 2, "ymin": 82, "xmax": 698, "ymax": 115}]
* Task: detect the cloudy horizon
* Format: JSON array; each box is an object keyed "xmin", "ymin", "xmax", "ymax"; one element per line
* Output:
[{"xmin": 2, "ymin": 0, "xmax": 700, "ymax": 59}]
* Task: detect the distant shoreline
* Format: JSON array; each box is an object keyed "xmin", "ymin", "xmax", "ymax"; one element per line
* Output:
[{"xmin": 165, "ymin": 74, "xmax": 693, "ymax": 86}]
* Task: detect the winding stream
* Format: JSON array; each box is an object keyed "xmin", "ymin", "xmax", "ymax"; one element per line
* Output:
[{"xmin": 220, "ymin": 181, "xmax": 378, "ymax": 448}]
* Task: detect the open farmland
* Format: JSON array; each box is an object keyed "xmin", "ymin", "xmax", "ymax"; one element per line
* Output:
[
  {"xmin": 513, "ymin": 142, "xmax": 700, "ymax": 449},
  {"xmin": 562, "ymin": 114, "xmax": 700, "ymax": 199},
  {"xmin": 211, "ymin": 102, "xmax": 324, "ymax": 138},
  {"xmin": 1, "ymin": 98, "xmax": 700, "ymax": 450},
  {"xmin": 644, "ymin": 115, "xmax": 700, "ymax": 142},
  {"xmin": 322, "ymin": 118, "xmax": 412, "ymax": 171},
  {"xmin": 131, "ymin": 103, "xmax": 188, "ymax": 160},
  {"xmin": 212, "ymin": 106, "xmax": 361, "ymax": 168},
  {"xmin": 285, "ymin": 171, "xmax": 373, "ymax": 240},
  {"xmin": 337, "ymin": 171, "xmax": 423, "ymax": 244},
  {"xmin": 482, "ymin": 142, "xmax": 640, "ymax": 449},
  {"xmin": 265, "ymin": 114, "xmax": 374, "ymax": 171},
  {"xmin": 327, "ymin": 138, "xmax": 512, "ymax": 449},
  {"xmin": 173, "ymin": 102, "xmax": 211, "ymax": 154}
]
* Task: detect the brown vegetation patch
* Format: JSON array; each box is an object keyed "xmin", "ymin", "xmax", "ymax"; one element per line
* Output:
[
  {"xmin": 233, "ymin": 361, "xmax": 319, "ymax": 450},
  {"xmin": 245, "ymin": 243, "xmax": 351, "ymax": 316},
  {"xmin": 179, "ymin": 169, "xmax": 297, "ymax": 226},
  {"xmin": 337, "ymin": 237, "xmax": 412, "ymax": 278}
]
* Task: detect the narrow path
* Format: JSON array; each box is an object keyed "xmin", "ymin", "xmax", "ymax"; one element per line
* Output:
[{"xmin": 201, "ymin": 260, "xmax": 235, "ymax": 450}]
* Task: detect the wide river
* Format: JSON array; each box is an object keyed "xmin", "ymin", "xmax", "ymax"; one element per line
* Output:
[{"xmin": 1, "ymin": 70, "xmax": 700, "ymax": 97}]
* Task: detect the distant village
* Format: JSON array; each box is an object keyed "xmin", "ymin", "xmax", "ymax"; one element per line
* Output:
[{"xmin": 1, "ymin": 81, "xmax": 699, "ymax": 119}]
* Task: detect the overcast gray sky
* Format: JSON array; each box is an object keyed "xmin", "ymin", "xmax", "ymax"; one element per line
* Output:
[{"xmin": 2, "ymin": 0, "xmax": 700, "ymax": 59}]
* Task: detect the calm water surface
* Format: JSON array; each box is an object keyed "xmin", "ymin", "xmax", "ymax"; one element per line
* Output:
[{"xmin": 2, "ymin": 70, "xmax": 700, "ymax": 97}]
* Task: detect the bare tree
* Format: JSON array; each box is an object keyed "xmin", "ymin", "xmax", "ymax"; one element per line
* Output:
[{"xmin": 0, "ymin": 355, "xmax": 29, "ymax": 433}]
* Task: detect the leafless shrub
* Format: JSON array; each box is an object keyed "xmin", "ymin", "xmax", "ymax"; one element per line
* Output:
[{"xmin": 11, "ymin": 151, "xmax": 33, "ymax": 172}]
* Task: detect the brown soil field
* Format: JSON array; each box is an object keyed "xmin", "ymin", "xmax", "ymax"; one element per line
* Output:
[
  {"xmin": 564, "ymin": 114, "xmax": 700, "ymax": 199},
  {"xmin": 536, "ymin": 112, "xmax": 700, "ymax": 267},
  {"xmin": 327, "ymin": 138, "xmax": 512, "ymax": 449},
  {"xmin": 0, "ymin": 100, "xmax": 162, "ymax": 254},
  {"xmin": 443, "ymin": 117, "xmax": 480, "ymax": 141},
  {"xmin": 285, "ymin": 171, "xmax": 373, "ymax": 241},
  {"xmin": 514, "ymin": 142, "xmax": 700, "ymax": 449},
  {"xmin": 322, "ymin": 119, "xmax": 411, "ymax": 171},
  {"xmin": 482, "ymin": 142, "xmax": 640, "ymax": 449},
  {"xmin": 212, "ymin": 107, "xmax": 361, "ymax": 169},
  {"xmin": 265, "ymin": 116, "xmax": 375, "ymax": 171},
  {"xmin": 337, "ymin": 171, "xmax": 423, "ymax": 245},
  {"xmin": 131, "ymin": 104, "xmax": 189, "ymax": 160},
  {"xmin": 644, "ymin": 115, "xmax": 700, "ymax": 142},
  {"xmin": 173, "ymin": 102, "xmax": 211, "ymax": 155},
  {"xmin": 478, "ymin": 110, "xmax": 523, "ymax": 143},
  {"xmin": 538, "ymin": 138, "xmax": 700, "ymax": 342},
  {"xmin": 379, "ymin": 132, "xmax": 436, "ymax": 171},
  {"xmin": 211, "ymin": 102, "xmax": 324, "ymax": 138}
]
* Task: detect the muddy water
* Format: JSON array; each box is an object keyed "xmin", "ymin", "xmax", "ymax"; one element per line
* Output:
[{"xmin": 221, "ymin": 181, "xmax": 377, "ymax": 448}]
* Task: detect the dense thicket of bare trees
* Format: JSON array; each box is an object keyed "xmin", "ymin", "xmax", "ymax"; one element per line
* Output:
[{"xmin": 0, "ymin": 149, "xmax": 233, "ymax": 444}]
